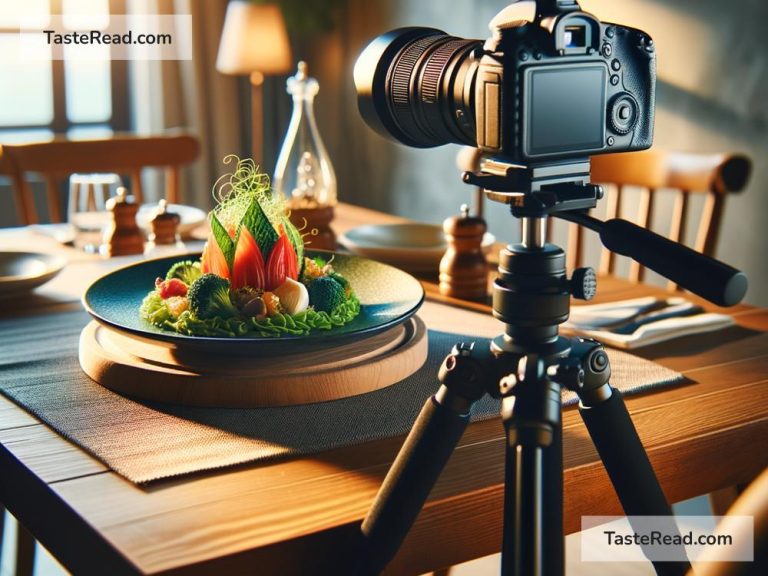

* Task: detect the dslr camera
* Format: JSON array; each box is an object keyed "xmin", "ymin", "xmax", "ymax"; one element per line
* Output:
[{"xmin": 354, "ymin": 0, "xmax": 656, "ymax": 165}]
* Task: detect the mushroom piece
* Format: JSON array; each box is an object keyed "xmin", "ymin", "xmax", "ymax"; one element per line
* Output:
[{"xmin": 242, "ymin": 296, "xmax": 267, "ymax": 318}]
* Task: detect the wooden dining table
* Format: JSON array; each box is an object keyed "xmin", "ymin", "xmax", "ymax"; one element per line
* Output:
[{"xmin": 1, "ymin": 202, "xmax": 766, "ymax": 575}]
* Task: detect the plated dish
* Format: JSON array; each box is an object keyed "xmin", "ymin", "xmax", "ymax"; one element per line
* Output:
[
  {"xmin": 84, "ymin": 157, "xmax": 424, "ymax": 354},
  {"xmin": 0, "ymin": 252, "xmax": 66, "ymax": 298},
  {"xmin": 84, "ymin": 251, "xmax": 424, "ymax": 354}
]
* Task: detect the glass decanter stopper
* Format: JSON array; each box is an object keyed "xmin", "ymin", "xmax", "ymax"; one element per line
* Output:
[{"xmin": 274, "ymin": 61, "xmax": 337, "ymax": 249}]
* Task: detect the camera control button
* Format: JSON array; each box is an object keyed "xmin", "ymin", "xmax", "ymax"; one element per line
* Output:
[
  {"xmin": 533, "ymin": 51, "xmax": 543, "ymax": 60},
  {"xmin": 610, "ymin": 74, "xmax": 620, "ymax": 86},
  {"xmin": 609, "ymin": 93, "xmax": 639, "ymax": 135},
  {"xmin": 605, "ymin": 26, "xmax": 615, "ymax": 39},
  {"xmin": 611, "ymin": 58, "xmax": 621, "ymax": 71},
  {"xmin": 518, "ymin": 50, "xmax": 529, "ymax": 61},
  {"xmin": 618, "ymin": 106, "xmax": 630, "ymax": 120},
  {"xmin": 602, "ymin": 43, "xmax": 612, "ymax": 57},
  {"xmin": 607, "ymin": 136, "xmax": 615, "ymax": 146}
]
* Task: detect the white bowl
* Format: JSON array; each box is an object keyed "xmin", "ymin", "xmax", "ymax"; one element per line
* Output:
[
  {"xmin": 339, "ymin": 223, "xmax": 495, "ymax": 272},
  {"xmin": 0, "ymin": 252, "xmax": 67, "ymax": 298}
]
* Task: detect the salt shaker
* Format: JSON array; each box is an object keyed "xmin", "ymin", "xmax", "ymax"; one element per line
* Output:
[
  {"xmin": 144, "ymin": 199, "xmax": 184, "ymax": 256},
  {"xmin": 101, "ymin": 187, "xmax": 144, "ymax": 257},
  {"xmin": 439, "ymin": 204, "xmax": 488, "ymax": 300}
]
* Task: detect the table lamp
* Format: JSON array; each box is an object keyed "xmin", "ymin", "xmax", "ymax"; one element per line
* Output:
[{"xmin": 216, "ymin": 1, "xmax": 292, "ymax": 166}]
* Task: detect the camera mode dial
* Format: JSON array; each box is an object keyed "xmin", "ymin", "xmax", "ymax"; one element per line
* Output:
[{"xmin": 608, "ymin": 93, "xmax": 639, "ymax": 135}]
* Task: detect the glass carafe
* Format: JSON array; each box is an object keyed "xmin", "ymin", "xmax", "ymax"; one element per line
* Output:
[
  {"xmin": 273, "ymin": 61, "xmax": 337, "ymax": 208},
  {"xmin": 273, "ymin": 62, "xmax": 337, "ymax": 250}
]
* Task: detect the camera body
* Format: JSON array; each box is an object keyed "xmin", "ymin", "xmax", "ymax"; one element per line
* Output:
[
  {"xmin": 354, "ymin": 0, "xmax": 657, "ymax": 165},
  {"xmin": 476, "ymin": 3, "xmax": 656, "ymax": 163}
]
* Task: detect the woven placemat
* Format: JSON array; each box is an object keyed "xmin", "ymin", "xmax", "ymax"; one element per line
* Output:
[{"xmin": 0, "ymin": 310, "xmax": 684, "ymax": 484}]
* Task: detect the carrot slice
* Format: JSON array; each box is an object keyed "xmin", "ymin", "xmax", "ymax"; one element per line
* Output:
[
  {"xmin": 201, "ymin": 233, "xmax": 230, "ymax": 279},
  {"xmin": 265, "ymin": 234, "xmax": 298, "ymax": 291},
  {"xmin": 231, "ymin": 227, "xmax": 266, "ymax": 290}
]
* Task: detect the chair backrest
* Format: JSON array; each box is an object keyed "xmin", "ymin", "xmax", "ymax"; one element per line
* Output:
[
  {"xmin": 557, "ymin": 149, "xmax": 751, "ymax": 290},
  {"xmin": 0, "ymin": 133, "xmax": 200, "ymax": 225}
]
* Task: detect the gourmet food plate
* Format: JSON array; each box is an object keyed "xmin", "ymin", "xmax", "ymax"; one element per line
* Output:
[{"xmin": 83, "ymin": 251, "xmax": 425, "ymax": 355}]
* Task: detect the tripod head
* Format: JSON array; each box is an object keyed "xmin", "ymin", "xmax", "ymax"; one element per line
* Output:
[{"xmin": 463, "ymin": 159, "xmax": 748, "ymax": 308}]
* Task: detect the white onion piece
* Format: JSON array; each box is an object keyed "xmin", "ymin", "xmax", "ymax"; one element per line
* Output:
[{"xmin": 272, "ymin": 277, "xmax": 309, "ymax": 314}]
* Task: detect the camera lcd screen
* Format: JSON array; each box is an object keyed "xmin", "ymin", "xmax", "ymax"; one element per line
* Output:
[{"xmin": 525, "ymin": 65, "xmax": 606, "ymax": 156}]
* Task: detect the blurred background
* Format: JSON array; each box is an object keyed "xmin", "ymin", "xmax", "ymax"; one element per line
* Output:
[{"xmin": 0, "ymin": 0, "xmax": 765, "ymax": 304}]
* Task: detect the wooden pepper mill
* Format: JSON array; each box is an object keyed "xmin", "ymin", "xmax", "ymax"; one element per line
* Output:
[
  {"xmin": 439, "ymin": 204, "xmax": 488, "ymax": 300},
  {"xmin": 145, "ymin": 199, "xmax": 184, "ymax": 256},
  {"xmin": 102, "ymin": 187, "xmax": 144, "ymax": 257}
]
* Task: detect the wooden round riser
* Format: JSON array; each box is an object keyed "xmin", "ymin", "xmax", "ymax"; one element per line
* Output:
[{"xmin": 79, "ymin": 317, "xmax": 428, "ymax": 408}]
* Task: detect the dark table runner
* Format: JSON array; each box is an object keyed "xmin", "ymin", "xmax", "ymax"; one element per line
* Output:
[{"xmin": 0, "ymin": 310, "xmax": 684, "ymax": 484}]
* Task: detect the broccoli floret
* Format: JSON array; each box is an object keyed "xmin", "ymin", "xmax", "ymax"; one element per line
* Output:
[
  {"xmin": 187, "ymin": 273, "xmax": 239, "ymax": 319},
  {"xmin": 307, "ymin": 276, "xmax": 346, "ymax": 313},
  {"xmin": 328, "ymin": 272, "xmax": 352, "ymax": 297},
  {"xmin": 166, "ymin": 260, "xmax": 202, "ymax": 285}
]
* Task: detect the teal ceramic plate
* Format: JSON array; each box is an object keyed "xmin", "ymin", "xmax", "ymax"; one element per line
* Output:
[{"xmin": 83, "ymin": 251, "xmax": 424, "ymax": 354}]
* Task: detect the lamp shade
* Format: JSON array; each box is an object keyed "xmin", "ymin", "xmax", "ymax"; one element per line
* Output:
[{"xmin": 216, "ymin": 1, "xmax": 292, "ymax": 76}]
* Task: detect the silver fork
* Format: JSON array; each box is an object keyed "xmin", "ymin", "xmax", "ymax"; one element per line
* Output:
[
  {"xmin": 568, "ymin": 297, "xmax": 678, "ymax": 330},
  {"xmin": 608, "ymin": 302, "xmax": 704, "ymax": 335}
]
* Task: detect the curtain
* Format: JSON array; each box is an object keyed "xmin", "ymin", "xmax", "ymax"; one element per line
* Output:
[{"xmin": 129, "ymin": 0, "xmax": 245, "ymax": 210}]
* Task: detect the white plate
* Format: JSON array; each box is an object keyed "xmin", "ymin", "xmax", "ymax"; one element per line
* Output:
[
  {"xmin": 136, "ymin": 203, "xmax": 207, "ymax": 236},
  {"xmin": 339, "ymin": 223, "xmax": 495, "ymax": 272},
  {"xmin": 0, "ymin": 252, "xmax": 67, "ymax": 298}
]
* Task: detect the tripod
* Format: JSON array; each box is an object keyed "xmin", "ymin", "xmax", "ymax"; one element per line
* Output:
[{"xmin": 355, "ymin": 160, "xmax": 747, "ymax": 576}]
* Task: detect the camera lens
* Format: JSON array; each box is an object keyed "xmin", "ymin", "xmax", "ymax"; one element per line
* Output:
[{"xmin": 354, "ymin": 28, "xmax": 482, "ymax": 148}]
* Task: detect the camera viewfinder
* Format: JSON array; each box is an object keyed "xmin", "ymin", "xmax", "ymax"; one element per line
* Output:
[{"xmin": 564, "ymin": 25, "xmax": 586, "ymax": 48}]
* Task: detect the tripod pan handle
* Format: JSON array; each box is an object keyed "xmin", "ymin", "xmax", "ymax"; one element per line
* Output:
[{"xmin": 599, "ymin": 218, "xmax": 747, "ymax": 306}]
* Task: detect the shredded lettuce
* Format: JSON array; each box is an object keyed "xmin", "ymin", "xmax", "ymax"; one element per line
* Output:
[{"xmin": 140, "ymin": 291, "xmax": 360, "ymax": 338}]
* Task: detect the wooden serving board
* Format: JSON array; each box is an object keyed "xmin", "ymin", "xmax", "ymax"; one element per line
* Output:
[{"xmin": 79, "ymin": 317, "xmax": 428, "ymax": 407}]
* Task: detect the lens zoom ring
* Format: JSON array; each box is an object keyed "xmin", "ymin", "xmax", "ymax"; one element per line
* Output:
[
  {"xmin": 390, "ymin": 35, "xmax": 439, "ymax": 107},
  {"xmin": 421, "ymin": 39, "xmax": 469, "ymax": 104}
]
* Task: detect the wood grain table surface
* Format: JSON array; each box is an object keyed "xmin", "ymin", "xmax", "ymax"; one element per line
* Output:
[{"xmin": 1, "ymin": 202, "xmax": 766, "ymax": 575}]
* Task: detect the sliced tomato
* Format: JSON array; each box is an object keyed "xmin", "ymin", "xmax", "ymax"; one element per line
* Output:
[
  {"xmin": 231, "ymin": 227, "xmax": 266, "ymax": 290},
  {"xmin": 265, "ymin": 233, "xmax": 298, "ymax": 291},
  {"xmin": 156, "ymin": 278, "xmax": 188, "ymax": 299},
  {"xmin": 201, "ymin": 233, "xmax": 230, "ymax": 279}
]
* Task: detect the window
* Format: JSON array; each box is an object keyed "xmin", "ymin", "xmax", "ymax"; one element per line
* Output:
[{"xmin": 0, "ymin": 0, "xmax": 130, "ymax": 143}]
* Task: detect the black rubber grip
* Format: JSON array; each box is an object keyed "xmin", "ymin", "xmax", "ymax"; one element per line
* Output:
[
  {"xmin": 599, "ymin": 218, "xmax": 747, "ymax": 306},
  {"xmin": 357, "ymin": 396, "xmax": 470, "ymax": 575},
  {"xmin": 580, "ymin": 389, "xmax": 690, "ymax": 576}
]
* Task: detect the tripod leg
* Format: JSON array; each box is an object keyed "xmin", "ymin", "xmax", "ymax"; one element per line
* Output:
[
  {"xmin": 579, "ymin": 386, "xmax": 691, "ymax": 576},
  {"xmin": 545, "ymin": 410, "xmax": 564, "ymax": 576},
  {"xmin": 356, "ymin": 344, "xmax": 493, "ymax": 575},
  {"xmin": 501, "ymin": 358, "xmax": 563, "ymax": 576},
  {"xmin": 358, "ymin": 394, "xmax": 471, "ymax": 575}
]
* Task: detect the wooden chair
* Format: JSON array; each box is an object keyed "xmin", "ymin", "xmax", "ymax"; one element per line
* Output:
[
  {"xmin": 0, "ymin": 133, "xmax": 201, "ymax": 225},
  {"xmin": 557, "ymin": 149, "xmax": 752, "ymax": 289},
  {"xmin": 688, "ymin": 467, "xmax": 768, "ymax": 576}
]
